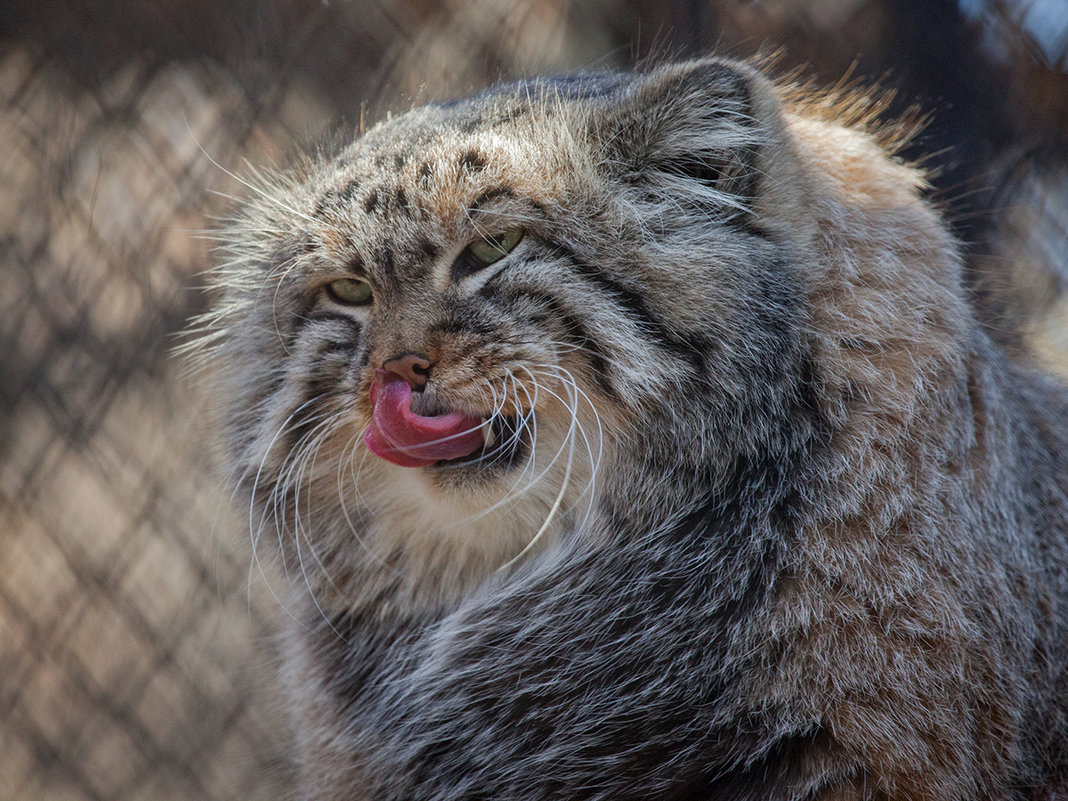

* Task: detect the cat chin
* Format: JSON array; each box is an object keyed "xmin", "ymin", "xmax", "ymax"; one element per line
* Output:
[
  {"xmin": 357, "ymin": 411, "xmax": 594, "ymax": 531},
  {"xmin": 347, "ymin": 448, "xmax": 581, "ymax": 607},
  {"xmin": 418, "ymin": 422, "xmax": 530, "ymax": 484}
]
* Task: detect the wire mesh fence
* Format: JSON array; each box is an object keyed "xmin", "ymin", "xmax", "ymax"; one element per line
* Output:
[
  {"xmin": 1, "ymin": 2, "xmax": 1065, "ymax": 800},
  {"xmin": 0, "ymin": 50, "xmax": 292, "ymax": 801}
]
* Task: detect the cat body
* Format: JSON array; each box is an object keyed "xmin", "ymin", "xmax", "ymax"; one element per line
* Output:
[{"xmin": 197, "ymin": 59, "xmax": 1068, "ymax": 799}]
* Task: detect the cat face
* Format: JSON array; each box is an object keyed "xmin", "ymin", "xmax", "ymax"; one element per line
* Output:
[
  {"xmin": 302, "ymin": 129, "xmax": 609, "ymax": 489},
  {"xmin": 204, "ymin": 62, "xmax": 808, "ymax": 605},
  {"xmin": 215, "ymin": 103, "xmax": 627, "ymax": 584},
  {"xmin": 260, "ymin": 116, "xmax": 618, "ymax": 510}
]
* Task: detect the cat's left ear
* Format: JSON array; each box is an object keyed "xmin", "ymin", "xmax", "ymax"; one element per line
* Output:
[{"xmin": 594, "ymin": 58, "xmax": 779, "ymax": 223}]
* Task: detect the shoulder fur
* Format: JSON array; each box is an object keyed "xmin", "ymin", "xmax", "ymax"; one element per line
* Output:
[{"xmin": 191, "ymin": 56, "xmax": 1068, "ymax": 801}]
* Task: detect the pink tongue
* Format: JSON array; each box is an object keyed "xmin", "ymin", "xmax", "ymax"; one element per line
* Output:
[{"xmin": 364, "ymin": 370, "xmax": 485, "ymax": 468}]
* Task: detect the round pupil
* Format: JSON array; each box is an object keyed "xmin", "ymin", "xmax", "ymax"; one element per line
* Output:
[
  {"xmin": 468, "ymin": 228, "xmax": 522, "ymax": 265},
  {"xmin": 328, "ymin": 278, "xmax": 371, "ymax": 304}
]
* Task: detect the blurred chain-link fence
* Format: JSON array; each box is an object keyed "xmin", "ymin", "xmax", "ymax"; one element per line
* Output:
[{"xmin": 1, "ymin": 2, "xmax": 1065, "ymax": 800}]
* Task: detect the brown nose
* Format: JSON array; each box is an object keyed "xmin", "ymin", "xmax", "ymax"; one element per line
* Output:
[{"xmin": 382, "ymin": 352, "xmax": 432, "ymax": 390}]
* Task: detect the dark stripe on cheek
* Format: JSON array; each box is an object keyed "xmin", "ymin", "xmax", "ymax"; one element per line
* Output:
[
  {"xmin": 317, "ymin": 322, "xmax": 363, "ymax": 357},
  {"xmin": 555, "ymin": 310, "xmax": 616, "ymax": 399},
  {"xmin": 284, "ymin": 321, "xmax": 366, "ymax": 450},
  {"xmin": 313, "ymin": 191, "xmax": 337, "ymax": 217},
  {"xmin": 550, "ymin": 240, "xmax": 707, "ymax": 376},
  {"xmin": 428, "ymin": 313, "xmax": 497, "ymax": 338},
  {"xmin": 287, "ymin": 376, "xmax": 335, "ymax": 452},
  {"xmin": 481, "ymin": 283, "xmax": 618, "ymax": 399},
  {"xmin": 319, "ymin": 339, "xmax": 358, "ymax": 359},
  {"xmin": 291, "ymin": 311, "xmax": 364, "ymax": 339}
]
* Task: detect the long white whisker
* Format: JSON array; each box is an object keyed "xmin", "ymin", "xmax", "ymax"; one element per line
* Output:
[
  {"xmin": 530, "ymin": 364, "xmax": 602, "ymax": 484},
  {"xmin": 432, "ymin": 370, "xmax": 525, "ymax": 472},
  {"xmin": 541, "ymin": 337, "xmax": 633, "ymax": 371},
  {"xmin": 193, "ymin": 135, "xmax": 318, "ymax": 225},
  {"xmin": 267, "ymin": 409, "xmax": 337, "ymax": 576},
  {"xmin": 497, "ymin": 364, "xmax": 579, "ymax": 571},
  {"xmin": 245, "ymin": 396, "xmax": 323, "ymax": 632},
  {"xmin": 517, "ymin": 363, "xmax": 601, "ymax": 531},
  {"xmin": 251, "ymin": 397, "xmax": 324, "ymax": 578},
  {"xmin": 290, "ymin": 418, "xmax": 344, "ymax": 586},
  {"xmin": 285, "ymin": 415, "xmax": 351, "ymax": 642},
  {"xmin": 460, "ymin": 367, "xmax": 547, "ymax": 522},
  {"xmin": 336, "ymin": 419, "xmax": 399, "ymax": 574},
  {"xmin": 530, "ymin": 364, "xmax": 602, "ymax": 533}
]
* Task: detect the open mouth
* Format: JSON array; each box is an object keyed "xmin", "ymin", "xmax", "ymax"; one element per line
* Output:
[
  {"xmin": 457, "ymin": 412, "xmax": 526, "ymax": 471},
  {"xmin": 365, "ymin": 371, "xmax": 528, "ymax": 470}
]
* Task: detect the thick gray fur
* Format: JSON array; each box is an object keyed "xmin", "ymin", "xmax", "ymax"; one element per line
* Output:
[{"xmin": 193, "ymin": 58, "xmax": 1068, "ymax": 800}]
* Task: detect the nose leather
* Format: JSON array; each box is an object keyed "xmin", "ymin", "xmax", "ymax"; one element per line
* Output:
[{"xmin": 382, "ymin": 353, "xmax": 432, "ymax": 391}]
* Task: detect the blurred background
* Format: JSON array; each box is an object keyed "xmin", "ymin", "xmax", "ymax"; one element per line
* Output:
[{"xmin": 1, "ymin": 1, "xmax": 1065, "ymax": 799}]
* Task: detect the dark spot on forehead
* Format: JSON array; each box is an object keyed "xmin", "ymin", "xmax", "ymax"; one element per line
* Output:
[
  {"xmin": 414, "ymin": 238, "xmax": 439, "ymax": 263},
  {"xmin": 395, "ymin": 188, "xmax": 410, "ymax": 214},
  {"xmin": 314, "ymin": 177, "xmax": 362, "ymax": 216},
  {"xmin": 364, "ymin": 188, "xmax": 380, "ymax": 213},
  {"xmin": 340, "ymin": 178, "xmax": 360, "ymax": 201},
  {"xmin": 418, "ymin": 162, "xmax": 433, "ymax": 182},
  {"xmin": 375, "ymin": 246, "xmax": 394, "ymax": 272},
  {"xmin": 459, "ymin": 149, "xmax": 487, "ymax": 173},
  {"xmin": 393, "ymin": 153, "xmax": 408, "ymax": 170}
]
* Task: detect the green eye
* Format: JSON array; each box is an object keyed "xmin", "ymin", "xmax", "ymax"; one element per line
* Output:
[
  {"xmin": 325, "ymin": 277, "xmax": 373, "ymax": 306},
  {"xmin": 464, "ymin": 228, "xmax": 524, "ymax": 267}
]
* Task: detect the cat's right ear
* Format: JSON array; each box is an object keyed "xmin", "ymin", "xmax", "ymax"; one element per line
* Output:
[{"xmin": 593, "ymin": 58, "xmax": 780, "ymax": 224}]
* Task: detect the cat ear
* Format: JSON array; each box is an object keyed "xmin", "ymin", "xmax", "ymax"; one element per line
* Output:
[{"xmin": 595, "ymin": 59, "xmax": 774, "ymax": 224}]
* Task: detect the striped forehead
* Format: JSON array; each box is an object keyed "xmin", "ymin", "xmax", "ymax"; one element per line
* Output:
[{"xmin": 307, "ymin": 127, "xmax": 532, "ymax": 287}]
